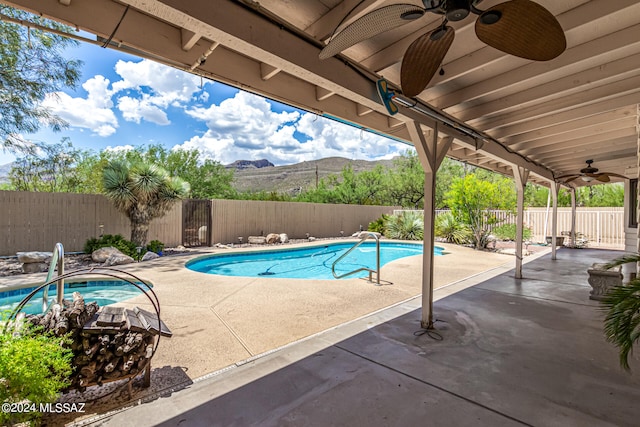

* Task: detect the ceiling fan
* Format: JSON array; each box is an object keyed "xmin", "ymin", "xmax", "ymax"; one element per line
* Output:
[
  {"xmin": 319, "ymin": 0, "xmax": 566, "ymax": 98},
  {"xmin": 556, "ymin": 160, "xmax": 627, "ymax": 184}
]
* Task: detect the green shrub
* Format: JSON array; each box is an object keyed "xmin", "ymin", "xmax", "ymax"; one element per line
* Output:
[
  {"xmin": 491, "ymin": 223, "xmax": 532, "ymax": 241},
  {"xmin": 368, "ymin": 214, "xmax": 389, "ymax": 234},
  {"xmin": 435, "ymin": 212, "xmax": 471, "ymax": 244},
  {"xmin": 0, "ymin": 319, "xmax": 73, "ymax": 425},
  {"xmin": 84, "ymin": 234, "xmax": 138, "ymax": 258},
  {"xmin": 384, "ymin": 211, "xmax": 424, "ymax": 240},
  {"xmin": 146, "ymin": 239, "xmax": 165, "ymax": 255}
]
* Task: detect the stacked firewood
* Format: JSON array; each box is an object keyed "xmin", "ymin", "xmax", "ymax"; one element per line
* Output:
[{"xmin": 26, "ymin": 292, "xmax": 156, "ymax": 390}]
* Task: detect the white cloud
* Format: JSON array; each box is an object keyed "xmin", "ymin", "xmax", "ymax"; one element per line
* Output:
[
  {"xmin": 112, "ymin": 59, "xmax": 202, "ymax": 107},
  {"xmin": 40, "ymin": 58, "xmax": 207, "ymax": 135},
  {"xmin": 176, "ymin": 91, "xmax": 406, "ymax": 164},
  {"xmin": 42, "ymin": 75, "xmax": 118, "ymax": 137},
  {"xmin": 104, "ymin": 145, "xmax": 134, "ymax": 154},
  {"xmin": 117, "ymin": 96, "xmax": 170, "ymax": 125},
  {"xmin": 39, "ymin": 56, "xmax": 406, "ymax": 164}
]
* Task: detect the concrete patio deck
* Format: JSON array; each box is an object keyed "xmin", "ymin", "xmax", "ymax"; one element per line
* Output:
[{"xmin": 81, "ymin": 247, "xmax": 640, "ymax": 426}]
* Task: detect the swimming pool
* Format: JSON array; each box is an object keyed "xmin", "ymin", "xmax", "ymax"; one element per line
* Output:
[
  {"xmin": 186, "ymin": 241, "xmax": 443, "ymax": 280},
  {"xmin": 0, "ymin": 279, "xmax": 146, "ymax": 316}
]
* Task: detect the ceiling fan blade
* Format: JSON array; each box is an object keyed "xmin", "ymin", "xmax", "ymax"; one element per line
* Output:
[
  {"xmin": 401, "ymin": 26, "xmax": 455, "ymax": 97},
  {"xmin": 319, "ymin": 4, "xmax": 424, "ymax": 60},
  {"xmin": 604, "ymin": 173, "xmax": 629, "ymax": 180},
  {"xmin": 594, "ymin": 174, "xmax": 610, "ymax": 183},
  {"xmin": 557, "ymin": 175, "xmax": 579, "ymax": 183},
  {"xmin": 475, "ymin": 0, "xmax": 566, "ymax": 61}
]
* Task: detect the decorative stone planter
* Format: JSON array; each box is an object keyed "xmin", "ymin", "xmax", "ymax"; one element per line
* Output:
[
  {"xmin": 545, "ymin": 236, "xmax": 565, "ymax": 246},
  {"xmin": 587, "ymin": 263, "xmax": 623, "ymax": 301}
]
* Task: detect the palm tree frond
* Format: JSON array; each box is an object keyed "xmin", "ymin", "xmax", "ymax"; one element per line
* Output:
[
  {"xmin": 601, "ymin": 279, "xmax": 640, "ymax": 371},
  {"xmin": 603, "ymin": 254, "xmax": 640, "ymax": 270}
]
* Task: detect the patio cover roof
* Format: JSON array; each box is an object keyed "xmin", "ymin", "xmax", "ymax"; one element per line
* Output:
[{"xmin": 4, "ymin": 0, "xmax": 640, "ymax": 187}]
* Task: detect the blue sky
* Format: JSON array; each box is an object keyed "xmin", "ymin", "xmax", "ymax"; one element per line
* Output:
[{"xmin": 1, "ymin": 38, "xmax": 411, "ymax": 165}]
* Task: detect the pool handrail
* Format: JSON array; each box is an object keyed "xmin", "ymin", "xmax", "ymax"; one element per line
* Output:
[
  {"xmin": 331, "ymin": 232, "xmax": 381, "ymax": 285},
  {"xmin": 42, "ymin": 242, "xmax": 65, "ymax": 313}
]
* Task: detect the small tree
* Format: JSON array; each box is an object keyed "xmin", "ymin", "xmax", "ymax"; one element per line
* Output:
[
  {"xmin": 1, "ymin": 6, "xmax": 82, "ymax": 151},
  {"xmin": 387, "ymin": 151, "xmax": 425, "ymax": 208},
  {"xmin": 446, "ymin": 173, "xmax": 515, "ymax": 249},
  {"xmin": 102, "ymin": 159, "xmax": 190, "ymax": 246},
  {"xmin": 9, "ymin": 138, "xmax": 91, "ymax": 192}
]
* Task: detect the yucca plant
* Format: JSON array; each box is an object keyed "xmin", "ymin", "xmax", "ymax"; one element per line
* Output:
[
  {"xmin": 102, "ymin": 159, "xmax": 190, "ymax": 246},
  {"xmin": 435, "ymin": 212, "xmax": 471, "ymax": 245},
  {"xmin": 385, "ymin": 211, "xmax": 424, "ymax": 240},
  {"xmin": 601, "ymin": 254, "xmax": 640, "ymax": 371}
]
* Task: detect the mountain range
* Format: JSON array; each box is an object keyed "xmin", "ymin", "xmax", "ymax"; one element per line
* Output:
[
  {"xmin": 0, "ymin": 156, "xmax": 396, "ymax": 193},
  {"xmin": 230, "ymin": 157, "xmax": 396, "ymax": 194}
]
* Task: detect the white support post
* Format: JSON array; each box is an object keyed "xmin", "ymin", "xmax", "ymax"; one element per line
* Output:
[
  {"xmin": 570, "ymin": 188, "xmax": 577, "ymax": 247},
  {"xmin": 551, "ymin": 183, "xmax": 560, "ymax": 260},
  {"xmin": 636, "ymin": 105, "xmax": 639, "ymax": 271},
  {"xmin": 512, "ymin": 166, "xmax": 529, "ymax": 279},
  {"xmin": 406, "ymin": 121, "xmax": 452, "ymax": 330}
]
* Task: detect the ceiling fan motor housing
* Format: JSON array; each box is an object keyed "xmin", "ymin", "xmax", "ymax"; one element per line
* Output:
[{"xmin": 445, "ymin": 0, "xmax": 471, "ymax": 21}]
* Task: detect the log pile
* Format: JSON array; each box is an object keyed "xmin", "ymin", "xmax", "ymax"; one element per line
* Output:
[{"xmin": 26, "ymin": 292, "xmax": 159, "ymax": 391}]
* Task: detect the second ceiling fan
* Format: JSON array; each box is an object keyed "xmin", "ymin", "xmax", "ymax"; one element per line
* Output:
[
  {"xmin": 556, "ymin": 160, "xmax": 627, "ymax": 184},
  {"xmin": 319, "ymin": 0, "xmax": 566, "ymax": 98}
]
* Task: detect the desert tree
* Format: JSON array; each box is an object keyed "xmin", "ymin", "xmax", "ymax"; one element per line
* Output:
[
  {"xmin": 102, "ymin": 159, "xmax": 190, "ymax": 246},
  {"xmin": 0, "ymin": 6, "xmax": 82, "ymax": 151}
]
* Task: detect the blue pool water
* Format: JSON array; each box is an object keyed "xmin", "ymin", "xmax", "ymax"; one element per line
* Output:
[
  {"xmin": 186, "ymin": 241, "xmax": 443, "ymax": 280},
  {"xmin": 0, "ymin": 280, "xmax": 146, "ymax": 316}
]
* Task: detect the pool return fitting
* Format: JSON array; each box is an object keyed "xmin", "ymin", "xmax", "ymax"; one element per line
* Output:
[{"xmin": 331, "ymin": 232, "xmax": 381, "ymax": 285}]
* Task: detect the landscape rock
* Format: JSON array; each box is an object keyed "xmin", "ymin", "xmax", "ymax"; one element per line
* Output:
[
  {"xmin": 279, "ymin": 233, "xmax": 289, "ymax": 243},
  {"xmin": 22, "ymin": 262, "xmax": 48, "ymax": 274},
  {"xmin": 308, "ymin": 236, "xmax": 316, "ymax": 242},
  {"xmin": 248, "ymin": 236, "xmax": 266, "ymax": 245},
  {"xmin": 92, "ymin": 247, "xmax": 124, "ymax": 263},
  {"xmin": 17, "ymin": 251, "xmax": 52, "ymax": 263},
  {"xmin": 266, "ymin": 233, "xmax": 280, "ymax": 244},
  {"xmin": 141, "ymin": 251, "xmax": 160, "ymax": 261},
  {"xmin": 104, "ymin": 253, "xmax": 135, "ymax": 266},
  {"xmin": 497, "ymin": 248, "xmax": 531, "ymax": 257}
]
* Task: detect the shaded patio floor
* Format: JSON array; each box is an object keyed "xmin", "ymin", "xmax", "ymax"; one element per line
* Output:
[{"xmin": 87, "ymin": 248, "xmax": 640, "ymax": 426}]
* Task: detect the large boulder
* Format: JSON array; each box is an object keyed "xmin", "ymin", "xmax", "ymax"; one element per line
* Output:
[
  {"xmin": 266, "ymin": 233, "xmax": 280, "ymax": 244},
  {"xmin": 22, "ymin": 262, "xmax": 48, "ymax": 274},
  {"xmin": 92, "ymin": 246, "xmax": 124, "ymax": 263},
  {"xmin": 279, "ymin": 233, "xmax": 289, "ymax": 243},
  {"xmin": 248, "ymin": 236, "xmax": 266, "ymax": 245},
  {"xmin": 17, "ymin": 251, "xmax": 52, "ymax": 263},
  {"xmin": 104, "ymin": 253, "xmax": 135, "ymax": 266},
  {"xmin": 141, "ymin": 251, "xmax": 160, "ymax": 261}
]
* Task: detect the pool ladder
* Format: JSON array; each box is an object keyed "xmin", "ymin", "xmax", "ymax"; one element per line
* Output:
[
  {"xmin": 42, "ymin": 242, "xmax": 65, "ymax": 313},
  {"xmin": 331, "ymin": 232, "xmax": 381, "ymax": 285}
]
